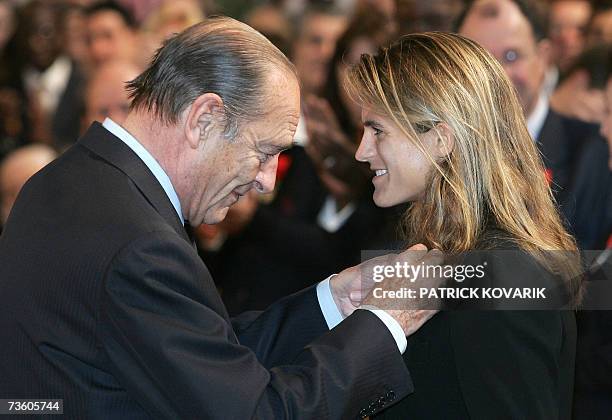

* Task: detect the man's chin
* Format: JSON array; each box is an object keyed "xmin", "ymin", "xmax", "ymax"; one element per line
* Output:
[{"xmin": 202, "ymin": 206, "xmax": 230, "ymax": 225}]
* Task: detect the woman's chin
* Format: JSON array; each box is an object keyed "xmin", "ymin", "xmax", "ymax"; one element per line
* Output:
[
  {"xmin": 373, "ymin": 190, "xmax": 415, "ymax": 208},
  {"xmin": 373, "ymin": 193, "xmax": 399, "ymax": 208}
]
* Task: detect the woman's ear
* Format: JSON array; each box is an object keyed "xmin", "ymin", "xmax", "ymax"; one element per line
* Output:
[
  {"xmin": 431, "ymin": 122, "xmax": 455, "ymax": 160},
  {"xmin": 184, "ymin": 93, "xmax": 225, "ymax": 149}
]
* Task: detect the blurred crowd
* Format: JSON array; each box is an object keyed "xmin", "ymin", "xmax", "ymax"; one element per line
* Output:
[{"xmin": 0, "ymin": 0, "xmax": 611, "ymax": 415}]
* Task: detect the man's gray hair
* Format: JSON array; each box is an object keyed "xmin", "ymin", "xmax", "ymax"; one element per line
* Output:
[{"xmin": 127, "ymin": 16, "xmax": 296, "ymax": 137}]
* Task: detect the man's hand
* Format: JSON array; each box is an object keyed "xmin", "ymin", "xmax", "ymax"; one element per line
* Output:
[
  {"xmin": 550, "ymin": 70, "xmax": 606, "ymax": 123},
  {"xmin": 329, "ymin": 244, "xmax": 429, "ymax": 316},
  {"xmin": 330, "ymin": 244, "xmax": 446, "ymax": 337}
]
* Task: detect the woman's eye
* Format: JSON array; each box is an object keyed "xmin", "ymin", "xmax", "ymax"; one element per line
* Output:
[{"xmin": 373, "ymin": 127, "xmax": 383, "ymax": 136}]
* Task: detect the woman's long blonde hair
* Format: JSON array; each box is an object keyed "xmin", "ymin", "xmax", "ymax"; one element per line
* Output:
[{"xmin": 345, "ymin": 32, "xmax": 581, "ymax": 297}]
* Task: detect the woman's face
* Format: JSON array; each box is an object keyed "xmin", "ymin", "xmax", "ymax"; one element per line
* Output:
[{"xmin": 355, "ymin": 107, "xmax": 439, "ymax": 207}]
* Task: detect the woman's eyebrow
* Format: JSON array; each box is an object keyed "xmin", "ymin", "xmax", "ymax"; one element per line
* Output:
[{"xmin": 363, "ymin": 120, "xmax": 382, "ymax": 128}]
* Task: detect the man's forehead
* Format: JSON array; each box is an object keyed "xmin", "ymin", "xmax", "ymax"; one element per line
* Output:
[{"xmin": 464, "ymin": 0, "xmax": 534, "ymax": 37}]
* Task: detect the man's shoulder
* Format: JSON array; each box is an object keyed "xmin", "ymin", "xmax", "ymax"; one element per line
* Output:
[{"xmin": 542, "ymin": 109, "xmax": 599, "ymax": 141}]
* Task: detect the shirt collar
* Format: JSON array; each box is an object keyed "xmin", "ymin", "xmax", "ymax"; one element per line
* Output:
[
  {"xmin": 102, "ymin": 118, "xmax": 184, "ymax": 225},
  {"xmin": 527, "ymin": 91, "xmax": 549, "ymax": 140}
]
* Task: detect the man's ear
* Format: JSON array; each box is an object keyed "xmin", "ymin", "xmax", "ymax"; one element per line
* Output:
[
  {"xmin": 431, "ymin": 123, "xmax": 455, "ymax": 160},
  {"xmin": 184, "ymin": 93, "xmax": 225, "ymax": 149},
  {"xmin": 537, "ymin": 38, "xmax": 552, "ymax": 67}
]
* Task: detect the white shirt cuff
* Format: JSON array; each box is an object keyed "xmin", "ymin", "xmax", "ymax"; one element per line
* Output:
[
  {"xmin": 358, "ymin": 305, "xmax": 407, "ymax": 354},
  {"xmin": 316, "ymin": 275, "xmax": 344, "ymax": 329},
  {"xmin": 316, "ymin": 277, "xmax": 407, "ymax": 354}
]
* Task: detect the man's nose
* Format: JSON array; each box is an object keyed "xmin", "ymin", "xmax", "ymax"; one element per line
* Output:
[{"xmin": 254, "ymin": 154, "xmax": 279, "ymax": 194}]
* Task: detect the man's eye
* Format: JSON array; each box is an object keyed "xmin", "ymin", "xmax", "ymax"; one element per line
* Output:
[
  {"xmin": 372, "ymin": 127, "xmax": 383, "ymax": 137},
  {"xmin": 503, "ymin": 50, "xmax": 519, "ymax": 63}
]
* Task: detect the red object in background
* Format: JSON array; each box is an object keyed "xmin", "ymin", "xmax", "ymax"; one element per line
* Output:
[
  {"xmin": 544, "ymin": 168, "xmax": 553, "ymax": 185},
  {"xmin": 276, "ymin": 153, "xmax": 293, "ymax": 182},
  {"xmin": 607, "ymin": 234, "xmax": 612, "ymax": 249}
]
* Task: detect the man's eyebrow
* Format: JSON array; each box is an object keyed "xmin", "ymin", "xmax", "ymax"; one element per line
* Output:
[{"xmin": 262, "ymin": 141, "xmax": 296, "ymax": 154}]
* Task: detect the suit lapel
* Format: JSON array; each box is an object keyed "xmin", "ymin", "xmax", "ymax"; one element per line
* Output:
[{"xmin": 79, "ymin": 122, "xmax": 191, "ymax": 244}]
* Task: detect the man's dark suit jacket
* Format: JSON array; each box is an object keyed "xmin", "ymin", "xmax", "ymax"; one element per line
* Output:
[
  {"xmin": 0, "ymin": 123, "xmax": 412, "ymax": 419},
  {"xmin": 562, "ymin": 136, "xmax": 612, "ymax": 249},
  {"xmin": 537, "ymin": 109, "xmax": 599, "ymax": 206}
]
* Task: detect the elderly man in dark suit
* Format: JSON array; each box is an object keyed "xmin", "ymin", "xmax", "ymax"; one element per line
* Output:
[{"xmin": 0, "ymin": 17, "xmax": 441, "ymax": 419}]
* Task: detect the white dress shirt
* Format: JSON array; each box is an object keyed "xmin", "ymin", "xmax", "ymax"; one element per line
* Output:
[
  {"xmin": 527, "ymin": 91, "xmax": 550, "ymax": 140},
  {"xmin": 102, "ymin": 117, "xmax": 407, "ymax": 354}
]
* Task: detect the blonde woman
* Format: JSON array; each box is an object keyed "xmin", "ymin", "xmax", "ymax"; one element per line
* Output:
[{"xmin": 346, "ymin": 32, "xmax": 582, "ymax": 419}]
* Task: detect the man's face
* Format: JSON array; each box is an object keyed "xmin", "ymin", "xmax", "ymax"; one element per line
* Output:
[
  {"xmin": 85, "ymin": 63, "xmax": 140, "ymax": 125},
  {"xmin": 87, "ymin": 11, "xmax": 136, "ymax": 65},
  {"xmin": 459, "ymin": 0, "xmax": 548, "ymax": 117},
  {"xmin": 24, "ymin": 5, "xmax": 62, "ymax": 71},
  {"xmin": 588, "ymin": 10, "xmax": 612, "ymax": 45},
  {"xmin": 549, "ymin": 1, "xmax": 591, "ymax": 71},
  {"xmin": 292, "ymin": 13, "xmax": 347, "ymax": 95},
  {"xmin": 187, "ymin": 75, "xmax": 301, "ymax": 225}
]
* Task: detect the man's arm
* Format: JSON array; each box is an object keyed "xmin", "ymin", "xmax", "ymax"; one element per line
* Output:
[
  {"xmin": 99, "ymin": 231, "xmax": 413, "ymax": 419},
  {"xmin": 232, "ymin": 285, "xmax": 329, "ymax": 368}
]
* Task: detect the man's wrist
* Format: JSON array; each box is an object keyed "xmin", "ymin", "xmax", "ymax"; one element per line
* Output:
[
  {"xmin": 358, "ymin": 305, "xmax": 407, "ymax": 354},
  {"xmin": 316, "ymin": 275, "xmax": 344, "ymax": 329}
]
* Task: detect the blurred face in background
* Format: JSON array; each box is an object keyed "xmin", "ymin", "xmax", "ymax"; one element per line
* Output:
[
  {"xmin": 85, "ymin": 61, "xmax": 140, "ymax": 125},
  {"xmin": 336, "ymin": 36, "xmax": 377, "ymax": 128},
  {"xmin": 588, "ymin": 10, "xmax": 612, "ymax": 45},
  {"xmin": 64, "ymin": 7, "xmax": 90, "ymax": 69},
  {"xmin": 87, "ymin": 10, "xmax": 136, "ymax": 65},
  {"xmin": 459, "ymin": 0, "xmax": 550, "ymax": 117},
  {"xmin": 292, "ymin": 12, "xmax": 347, "ymax": 95},
  {"xmin": 21, "ymin": 3, "xmax": 63, "ymax": 71},
  {"xmin": 401, "ymin": 0, "xmax": 464, "ymax": 32},
  {"xmin": 549, "ymin": 0, "xmax": 591, "ymax": 71}
]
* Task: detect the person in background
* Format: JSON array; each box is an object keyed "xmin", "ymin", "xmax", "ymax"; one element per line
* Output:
[
  {"xmin": 0, "ymin": 144, "xmax": 57, "ymax": 226},
  {"xmin": 399, "ymin": 0, "xmax": 464, "ymax": 33},
  {"xmin": 290, "ymin": 4, "xmax": 347, "ymax": 98},
  {"xmin": 549, "ymin": 0, "xmax": 592, "ymax": 72},
  {"xmin": 83, "ymin": 59, "xmax": 141, "ymax": 127},
  {"xmin": 245, "ymin": 3, "xmax": 292, "ymax": 56},
  {"xmin": 570, "ymin": 47, "xmax": 612, "ymax": 419},
  {"xmin": 12, "ymin": 0, "xmax": 85, "ymax": 149},
  {"xmin": 553, "ymin": 44, "xmax": 612, "ymax": 249},
  {"xmin": 457, "ymin": 0, "xmax": 599, "ymax": 209},
  {"xmin": 550, "ymin": 49, "xmax": 607, "ymax": 124},
  {"xmin": 587, "ymin": 0, "xmax": 612, "ymax": 45},
  {"xmin": 140, "ymin": 0, "xmax": 205, "ymax": 61},
  {"xmin": 548, "ymin": 0, "xmax": 592, "ymax": 91},
  {"xmin": 85, "ymin": 0, "xmax": 138, "ymax": 66},
  {"xmin": 64, "ymin": 4, "xmax": 92, "ymax": 75}
]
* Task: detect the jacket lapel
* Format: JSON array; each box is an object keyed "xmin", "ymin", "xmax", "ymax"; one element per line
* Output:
[{"xmin": 78, "ymin": 122, "xmax": 191, "ymax": 244}]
